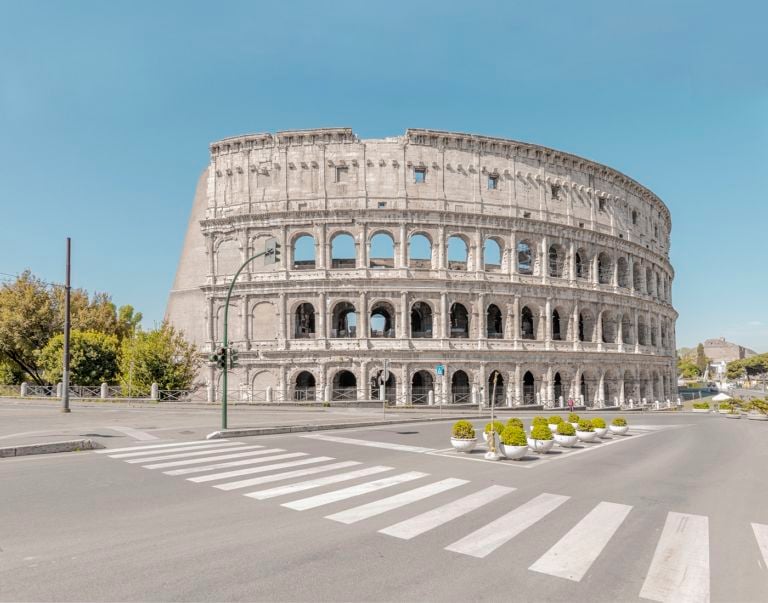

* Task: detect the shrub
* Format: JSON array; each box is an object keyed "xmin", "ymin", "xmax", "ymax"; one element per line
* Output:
[
  {"xmin": 532, "ymin": 416, "xmax": 549, "ymax": 427},
  {"xmin": 530, "ymin": 424, "xmax": 553, "ymax": 440},
  {"xmin": 506, "ymin": 417, "xmax": 524, "ymax": 429},
  {"xmin": 452, "ymin": 420, "xmax": 475, "ymax": 439},
  {"xmin": 591, "ymin": 417, "xmax": 606, "ymax": 429},
  {"xmin": 612, "ymin": 417, "xmax": 627, "ymax": 427},
  {"xmin": 568, "ymin": 413, "xmax": 580, "ymax": 422},
  {"xmin": 718, "ymin": 403, "xmax": 733, "ymax": 412},
  {"xmin": 693, "ymin": 402, "xmax": 710, "ymax": 409},
  {"xmin": 485, "ymin": 420, "xmax": 504, "ymax": 435},
  {"xmin": 740, "ymin": 399, "xmax": 768, "ymax": 415},
  {"xmin": 500, "ymin": 426, "xmax": 528, "ymax": 446},
  {"xmin": 557, "ymin": 422, "xmax": 575, "ymax": 436},
  {"xmin": 577, "ymin": 419, "xmax": 594, "ymax": 432},
  {"xmin": 548, "ymin": 415, "xmax": 563, "ymax": 425}
]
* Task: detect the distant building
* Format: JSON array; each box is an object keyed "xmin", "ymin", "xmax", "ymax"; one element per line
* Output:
[{"xmin": 703, "ymin": 338, "xmax": 756, "ymax": 363}]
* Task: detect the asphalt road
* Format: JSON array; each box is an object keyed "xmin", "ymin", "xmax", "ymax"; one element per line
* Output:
[{"xmin": 1, "ymin": 412, "xmax": 767, "ymax": 602}]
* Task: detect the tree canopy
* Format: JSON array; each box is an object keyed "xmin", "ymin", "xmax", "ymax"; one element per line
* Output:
[{"xmin": 38, "ymin": 330, "xmax": 119, "ymax": 386}]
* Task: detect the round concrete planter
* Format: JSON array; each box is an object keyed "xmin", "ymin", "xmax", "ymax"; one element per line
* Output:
[
  {"xmin": 747, "ymin": 413, "xmax": 768, "ymax": 421},
  {"xmin": 450, "ymin": 437, "xmax": 477, "ymax": 453},
  {"xmin": 548, "ymin": 424, "xmax": 560, "ymax": 433},
  {"xmin": 593, "ymin": 427, "xmax": 608, "ymax": 438},
  {"xmin": 609, "ymin": 424, "xmax": 629, "ymax": 436},
  {"xmin": 576, "ymin": 430, "xmax": 598, "ymax": 443},
  {"xmin": 554, "ymin": 434, "xmax": 577, "ymax": 448},
  {"xmin": 725, "ymin": 413, "xmax": 742, "ymax": 420},
  {"xmin": 692, "ymin": 408, "xmax": 710, "ymax": 413},
  {"xmin": 499, "ymin": 443, "xmax": 528, "ymax": 460},
  {"xmin": 527, "ymin": 438, "xmax": 554, "ymax": 453}
]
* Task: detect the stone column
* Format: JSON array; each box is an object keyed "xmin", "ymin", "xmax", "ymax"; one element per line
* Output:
[
  {"xmin": 545, "ymin": 297, "xmax": 552, "ymax": 349},
  {"xmin": 440, "ymin": 291, "xmax": 448, "ymax": 339},
  {"xmin": 398, "ymin": 223, "xmax": 408, "ymax": 268},
  {"xmin": 597, "ymin": 371, "xmax": 605, "ymax": 407},
  {"xmin": 514, "ymin": 364, "xmax": 521, "ymax": 406},
  {"xmin": 572, "ymin": 302, "xmax": 580, "ymax": 346},
  {"xmin": 400, "ymin": 291, "xmax": 409, "ymax": 338},
  {"xmin": 278, "ymin": 293, "xmax": 287, "ymax": 341},
  {"xmin": 541, "ymin": 235, "xmax": 548, "ymax": 284},
  {"xmin": 437, "ymin": 227, "xmax": 446, "ymax": 270},
  {"xmin": 477, "ymin": 293, "xmax": 486, "ymax": 340},
  {"xmin": 474, "ymin": 230, "xmax": 483, "ymax": 272},
  {"xmin": 358, "ymin": 226, "xmax": 368, "ymax": 269},
  {"xmin": 318, "ymin": 292, "xmax": 327, "ymax": 340},
  {"xmin": 279, "ymin": 366, "xmax": 287, "ymax": 402},
  {"xmin": 568, "ymin": 241, "xmax": 576, "ymax": 282},
  {"xmin": 510, "ymin": 232, "xmax": 518, "ymax": 278},
  {"xmin": 596, "ymin": 309, "xmax": 603, "ymax": 346},
  {"xmin": 478, "ymin": 363, "xmax": 487, "ymax": 407},
  {"xmin": 358, "ymin": 291, "xmax": 368, "ymax": 339},
  {"xmin": 360, "ymin": 361, "xmax": 369, "ymax": 401},
  {"xmin": 504, "ymin": 303, "xmax": 514, "ymax": 339},
  {"xmin": 400, "ymin": 363, "xmax": 409, "ymax": 406},
  {"xmin": 546, "ymin": 366, "xmax": 554, "ymax": 407},
  {"xmin": 316, "ymin": 225, "xmax": 326, "ymax": 269},
  {"xmin": 592, "ymin": 254, "xmax": 600, "ymax": 285},
  {"xmin": 513, "ymin": 295, "xmax": 520, "ymax": 347}
]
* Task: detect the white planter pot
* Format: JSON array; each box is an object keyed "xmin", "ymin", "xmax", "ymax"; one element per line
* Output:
[
  {"xmin": 692, "ymin": 408, "xmax": 710, "ymax": 413},
  {"xmin": 570, "ymin": 422, "xmax": 580, "ymax": 430},
  {"xmin": 527, "ymin": 437, "xmax": 554, "ymax": 453},
  {"xmin": 609, "ymin": 424, "xmax": 629, "ymax": 435},
  {"xmin": 725, "ymin": 413, "xmax": 741, "ymax": 419},
  {"xmin": 554, "ymin": 433, "xmax": 577, "ymax": 448},
  {"xmin": 450, "ymin": 437, "xmax": 477, "ymax": 453},
  {"xmin": 499, "ymin": 443, "xmax": 528, "ymax": 460},
  {"xmin": 548, "ymin": 424, "xmax": 560, "ymax": 433},
  {"xmin": 747, "ymin": 413, "xmax": 768, "ymax": 421},
  {"xmin": 576, "ymin": 430, "xmax": 598, "ymax": 442},
  {"xmin": 593, "ymin": 427, "xmax": 608, "ymax": 438}
]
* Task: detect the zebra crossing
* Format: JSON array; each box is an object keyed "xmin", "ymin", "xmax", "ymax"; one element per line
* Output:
[{"xmin": 96, "ymin": 439, "xmax": 767, "ymax": 602}]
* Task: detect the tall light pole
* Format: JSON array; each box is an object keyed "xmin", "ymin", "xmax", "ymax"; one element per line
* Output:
[{"xmin": 61, "ymin": 237, "xmax": 71, "ymax": 413}]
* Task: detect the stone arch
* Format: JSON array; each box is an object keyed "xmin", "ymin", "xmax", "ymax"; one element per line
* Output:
[
  {"xmin": 293, "ymin": 302, "xmax": 316, "ymax": 338},
  {"xmin": 617, "ymin": 257, "xmax": 629, "ymax": 288},
  {"xmin": 408, "ymin": 232, "xmax": 432, "ymax": 269},
  {"xmin": 330, "ymin": 232, "xmax": 356, "ymax": 269},
  {"xmin": 250, "ymin": 301, "xmax": 276, "ymax": 341},
  {"xmin": 215, "ymin": 238, "xmax": 241, "ymax": 276},
  {"xmin": 451, "ymin": 369, "xmax": 471, "ymax": 403},
  {"xmin": 517, "ymin": 240, "xmax": 535, "ymax": 275},
  {"xmin": 449, "ymin": 302, "xmax": 470, "ymax": 338},
  {"xmin": 370, "ymin": 300, "xmax": 396, "ymax": 338},
  {"xmin": 633, "ymin": 261, "xmax": 643, "ymax": 291},
  {"xmin": 291, "ymin": 233, "xmax": 315, "ymax": 270},
  {"xmin": 548, "ymin": 243, "xmax": 566, "ymax": 278},
  {"xmin": 488, "ymin": 370, "xmax": 504, "ymax": 405},
  {"xmin": 553, "ymin": 371, "xmax": 564, "ymax": 405},
  {"xmin": 580, "ymin": 368, "xmax": 598, "ymax": 407},
  {"xmin": 597, "ymin": 252, "xmax": 613, "ymax": 284},
  {"xmin": 369, "ymin": 231, "xmax": 395, "ymax": 269},
  {"xmin": 484, "ymin": 237, "xmax": 503, "ymax": 271},
  {"xmin": 293, "ymin": 370, "xmax": 316, "ymax": 401},
  {"xmin": 371, "ymin": 368, "xmax": 396, "ymax": 404},
  {"xmin": 522, "ymin": 370, "xmax": 536, "ymax": 404},
  {"xmin": 411, "ymin": 370, "xmax": 434, "ymax": 404},
  {"xmin": 215, "ymin": 302, "xmax": 241, "ymax": 343},
  {"xmin": 486, "ymin": 303, "xmax": 504, "ymax": 338},
  {"xmin": 578, "ymin": 309, "xmax": 595, "ymax": 342},
  {"xmin": 332, "ymin": 369, "xmax": 357, "ymax": 400},
  {"xmin": 521, "ymin": 305, "xmax": 536, "ymax": 340},
  {"xmin": 575, "ymin": 248, "xmax": 590, "ymax": 280},
  {"xmin": 621, "ymin": 313, "xmax": 633, "ymax": 344},
  {"xmin": 251, "ymin": 370, "xmax": 276, "ymax": 399},
  {"xmin": 552, "ymin": 307, "xmax": 565, "ymax": 341},
  {"xmin": 623, "ymin": 369, "xmax": 636, "ymax": 403},
  {"xmin": 410, "ymin": 301, "xmax": 433, "ymax": 338},
  {"xmin": 447, "ymin": 235, "xmax": 469, "ymax": 270},
  {"xmin": 637, "ymin": 315, "xmax": 648, "ymax": 346},
  {"xmin": 650, "ymin": 317, "xmax": 658, "ymax": 347},
  {"xmin": 601, "ymin": 310, "xmax": 617, "ymax": 344},
  {"xmin": 646, "ymin": 266, "xmax": 654, "ymax": 296},
  {"xmin": 331, "ymin": 301, "xmax": 357, "ymax": 338}
]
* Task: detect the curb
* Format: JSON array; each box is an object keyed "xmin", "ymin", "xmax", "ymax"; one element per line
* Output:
[{"xmin": 0, "ymin": 439, "xmax": 104, "ymax": 458}]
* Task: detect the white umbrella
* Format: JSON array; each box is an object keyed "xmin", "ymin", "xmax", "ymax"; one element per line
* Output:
[{"xmin": 712, "ymin": 393, "xmax": 732, "ymax": 402}]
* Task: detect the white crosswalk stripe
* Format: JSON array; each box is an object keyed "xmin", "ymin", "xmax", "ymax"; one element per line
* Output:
[
  {"xmin": 143, "ymin": 448, "xmax": 284, "ymax": 470},
  {"xmin": 301, "ymin": 434, "xmax": 435, "ymax": 453},
  {"xmin": 327, "ymin": 478, "xmax": 469, "ymax": 524},
  {"xmin": 126, "ymin": 444, "xmax": 262, "ymax": 464},
  {"xmin": 379, "ymin": 485, "xmax": 515, "ymax": 540},
  {"xmin": 216, "ymin": 461, "xmax": 363, "ymax": 491},
  {"xmin": 108, "ymin": 442, "xmax": 242, "ymax": 459},
  {"xmin": 244, "ymin": 466, "xmax": 394, "ymax": 499},
  {"xmin": 753, "ymin": 523, "xmax": 768, "ymax": 569},
  {"xmin": 94, "ymin": 440, "xmax": 225, "ymax": 454},
  {"xmin": 187, "ymin": 456, "xmax": 331, "ymax": 483},
  {"xmin": 163, "ymin": 452, "xmax": 301, "ymax": 476},
  {"xmin": 445, "ymin": 493, "xmax": 570, "ymax": 558},
  {"xmin": 639, "ymin": 512, "xmax": 709, "ymax": 603},
  {"xmin": 529, "ymin": 501, "xmax": 632, "ymax": 581},
  {"xmin": 282, "ymin": 471, "xmax": 428, "ymax": 511}
]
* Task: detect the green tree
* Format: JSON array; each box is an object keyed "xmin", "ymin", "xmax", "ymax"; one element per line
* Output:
[
  {"xmin": 677, "ymin": 357, "xmax": 700, "ymax": 379},
  {"xmin": 695, "ymin": 343, "xmax": 709, "ymax": 375},
  {"xmin": 38, "ymin": 330, "xmax": 119, "ymax": 386},
  {"xmin": 0, "ymin": 357, "xmax": 25, "ymax": 384},
  {"xmin": 118, "ymin": 323, "xmax": 200, "ymax": 396},
  {"xmin": 116, "ymin": 305, "xmax": 143, "ymax": 341}
]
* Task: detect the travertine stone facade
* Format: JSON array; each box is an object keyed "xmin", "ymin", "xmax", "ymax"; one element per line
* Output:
[{"xmin": 166, "ymin": 128, "xmax": 678, "ymax": 407}]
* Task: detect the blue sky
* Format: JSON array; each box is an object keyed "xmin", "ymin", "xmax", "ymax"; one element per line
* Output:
[{"xmin": 1, "ymin": 0, "xmax": 766, "ymax": 351}]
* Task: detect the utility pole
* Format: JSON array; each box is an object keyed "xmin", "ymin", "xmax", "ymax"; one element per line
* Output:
[{"xmin": 61, "ymin": 237, "xmax": 71, "ymax": 413}]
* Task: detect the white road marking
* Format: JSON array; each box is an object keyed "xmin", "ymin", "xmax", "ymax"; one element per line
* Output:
[
  {"xmin": 639, "ymin": 512, "xmax": 709, "ymax": 603},
  {"xmin": 301, "ymin": 434, "xmax": 435, "ymax": 453},
  {"xmin": 94, "ymin": 440, "xmax": 224, "ymax": 454},
  {"xmin": 143, "ymin": 448, "xmax": 282, "ymax": 469},
  {"xmin": 108, "ymin": 442, "xmax": 241, "ymax": 459},
  {"xmin": 107, "ymin": 426, "xmax": 159, "ymax": 441},
  {"xmin": 327, "ymin": 478, "xmax": 469, "ymax": 524},
  {"xmin": 162, "ymin": 451, "xmax": 299, "ymax": 475},
  {"xmin": 282, "ymin": 471, "xmax": 428, "ymax": 511},
  {"xmin": 379, "ymin": 485, "xmax": 515, "ymax": 540},
  {"xmin": 216, "ymin": 461, "xmax": 362, "ymax": 491},
  {"xmin": 187, "ymin": 456, "xmax": 329, "ymax": 483},
  {"xmin": 753, "ymin": 523, "xmax": 768, "ymax": 569},
  {"xmin": 529, "ymin": 501, "xmax": 632, "ymax": 581},
  {"xmin": 244, "ymin": 466, "xmax": 393, "ymax": 499},
  {"xmin": 126, "ymin": 445, "xmax": 263, "ymax": 464},
  {"xmin": 445, "ymin": 493, "xmax": 570, "ymax": 559}
]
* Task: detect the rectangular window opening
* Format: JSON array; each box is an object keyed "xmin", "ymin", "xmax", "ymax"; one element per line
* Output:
[
  {"xmin": 335, "ymin": 166, "xmax": 348, "ymax": 182},
  {"xmin": 414, "ymin": 167, "xmax": 426, "ymax": 183},
  {"xmin": 487, "ymin": 174, "xmax": 499, "ymax": 190}
]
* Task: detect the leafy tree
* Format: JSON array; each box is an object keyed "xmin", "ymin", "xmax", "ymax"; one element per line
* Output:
[
  {"xmin": 116, "ymin": 305, "xmax": 143, "ymax": 341},
  {"xmin": 37, "ymin": 330, "xmax": 119, "ymax": 386},
  {"xmin": 118, "ymin": 323, "xmax": 200, "ymax": 396},
  {"xmin": 677, "ymin": 357, "xmax": 700, "ymax": 379},
  {"xmin": 695, "ymin": 343, "xmax": 709, "ymax": 375},
  {"xmin": 0, "ymin": 357, "xmax": 24, "ymax": 384}
]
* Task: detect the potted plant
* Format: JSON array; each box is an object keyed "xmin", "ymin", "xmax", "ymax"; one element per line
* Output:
[
  {"xmin": 718, "ymin": 403, "xmax": 733, "ymax": 414},
  {"xmin": 591, "ymin": 417, "xmax": 608, "ymax": 438},
  {"xmin": 548, "ymin": 415, "xmax": 563, "ymax": 433},
  {"xmin": 451, "ymin": 420, "xmax": 477, "ymax": 452},
  {"xmin": 692, "ymin": 402, "xmax": 710, "ymax": 413},
  {"xmin": 568, "ymin": 413, "xmax": 580, "ymax": 429},
  {"xmin": 527, "ymin": 424, "xmax": 554, "ymax": 453},
  {"xmin": 483, "ymin": 420, "xmax": 505, "ymax": 442},
  {"xmin": 506, "ymin": 417, "xmax": 524, "ymax": 430},
  {"xmin": 499, "ymin": 426, "xmax": 529, "ymax": 460},
  {"xmin": 554, "ymin": 421, "xmax": 577, "ymax": 447},
  {"xmin": 575, "ymin": 419, "xmax": 598, "ymax": 442},
  {"xmin": 609, "ymin": 417, "xmax": 629, "ymax": 435}
]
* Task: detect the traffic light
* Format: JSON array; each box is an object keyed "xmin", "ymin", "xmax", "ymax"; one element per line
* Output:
[
  {"xmin": 229, "ymin": 347, "xmax": 239, "ymax": 369},
  {"xmin": 210, "ymin": 347, "xmax": 227, "ymax": 369},
  {"xmin": 264, "ymin": 237, "xmax": 280, "ymax": 264}
]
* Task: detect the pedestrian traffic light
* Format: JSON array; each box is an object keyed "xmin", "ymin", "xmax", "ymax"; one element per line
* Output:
[
  {"xmin": 215, "ymin": 347, "xmax": 227, "ymax": 369},
  {"xmin": 264, "ymin": 237, "xmax": 280, "ymax": 264},
  {"xmin": 229, "ymin": 347, "xmax": 239, "ymax": 369}
]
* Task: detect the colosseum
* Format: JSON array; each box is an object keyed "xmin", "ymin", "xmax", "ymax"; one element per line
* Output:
[{"xmin": 166, "ymin": 127, "xmax": 678, "ymax": 407}]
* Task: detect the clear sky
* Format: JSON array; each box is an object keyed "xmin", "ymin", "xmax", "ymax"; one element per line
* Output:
[{"xmin": 1, "ymin": 0, "xmax": 766, "ymax": 351}]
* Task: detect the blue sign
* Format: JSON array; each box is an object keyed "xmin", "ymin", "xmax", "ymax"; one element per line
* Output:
[{"xmin": 436, "ymin": 364, "xmax": 445, "ymax": 376}]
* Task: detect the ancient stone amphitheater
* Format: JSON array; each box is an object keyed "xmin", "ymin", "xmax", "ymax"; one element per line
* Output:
[{"xmin": 166, "ymin": 128, "xmax": 677, "ymax": 407}]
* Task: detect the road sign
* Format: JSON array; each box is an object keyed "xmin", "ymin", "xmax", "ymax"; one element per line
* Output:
[{"xmin": 436, "ymin": 364, "xmax": 445, "ymax": 376}]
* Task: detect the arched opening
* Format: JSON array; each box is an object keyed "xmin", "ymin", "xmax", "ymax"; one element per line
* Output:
[
  {"xmin": 624, "ymin": 371, "xmax": 635, "ymax": 403},
  {"xmin": 617, "ymin": 257, "xmax": 629, "ymax": 288},
  {"xmin": 293, "ymin": 371, "xmax": 316, "ymax": 401},
  {"xmin": 655, "ymin": 273, "xmax": 661, "ymax": 299},
  {"xmin": 633, "ymin": 262, "xmax": 643, "ymax": 291},
  {"xmin": 331, "ymin": 302, "xmax": 357, "ymax": 338},
  {"xmin": 488, "ymin": 371, "xmax": 504, "ymax": 405},
  {"xmin": 450, "ymin": 303, "xmax": 469, "ymax": 338},
  {"xmin": 484, "ymin": 238, "xmax": 502, "ymax": 271},
  {"xmin": 408, "ymin": 233, "xmax": 432, "ymax": 269},
  {"xmin": 579, "ymin": 312, "xmax": 595, "ymax": 342},
  {"xmin": 575, "ymin": 250, "xmax": 589, "ymax": 280},
  {"xmin": 521, "ymin": 306, "xmax": 535, "ymax": 340},
  {"xmin": 602, "ymin": 312, "xmax": 616, "ymax": 343},
  {"xmin": 621, "ymin": 314, "xmax": 632, "ymax": 344},
  {"xmin": 370, "ymin": 302, "xmax": 395, "ymax": 338},
  {"xmin": 410, "ymin": 302, "xmax": 433, "ymax": 338},
  {"xmin": 292, "ymin": 234, "xmax": 316, "ymax": 270},
  {"xmin": 581, "ymin": 373, "xmax": 590, "ymax": 405},
  {"xmin": 447, "ymin": 236, "xmax": 468, "ymax": 270},
  {"xmin": 598, "ymin": 252, "xmax": 613, "ymax": 284},
  {"xmin": 371, "ymin": 370, "xmax": 396, "ymax": 404},
  {"xmin": 331, "ymin": 233, "xmax": 356, "ymax": 269},
  {"xmin": 486, "ymin": 304, "xmax": 503, "ymax": 338},
  {"xmin": 637, "ymin": 316, "xmax": 648, "ymax": 346},
  {"xmin": 294, "ymin": 303, "xmax": 316, "ymax": 338},
  {"xmin": 646, "ymin": 267, "xmax": 653, "ymax": 295},
  {"xmin": 517, "ymin": 241, "xmax": 534, "ymax": 275},
  {"xmin": 523, "ymin": 371, "xmax": 535, "ymax": 405},
  {"xmin": 548, "ymin": 244, "xmax": 565, "ymax": 277},
  {"xmin": 603, "ymin": 376, "xmax": 612, "ymax": 406},
  {"xmin": 650, "ymin": 319, "xmax": 658, "ymax": 347},
  {"xmin": 411, "ymin": 370, "xmax": 434, "ymax": 404},
  {"xmin": 554, "ymin": 372, "xmax": 563, "ymax": 405},
  {"xmin": 369, "ymin": 232, "xmax": 395, "ymax": 269},
  {"xmin": 451, "ymin": 370, "xmax": 470, "ymax": 403},
  {"xmin": 332, "ymin": 370, "xmax": 357, "ymax": 401},
  {"xmin": 552, "ymin": 309, "xmax": 562, "ymax": 341}
]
